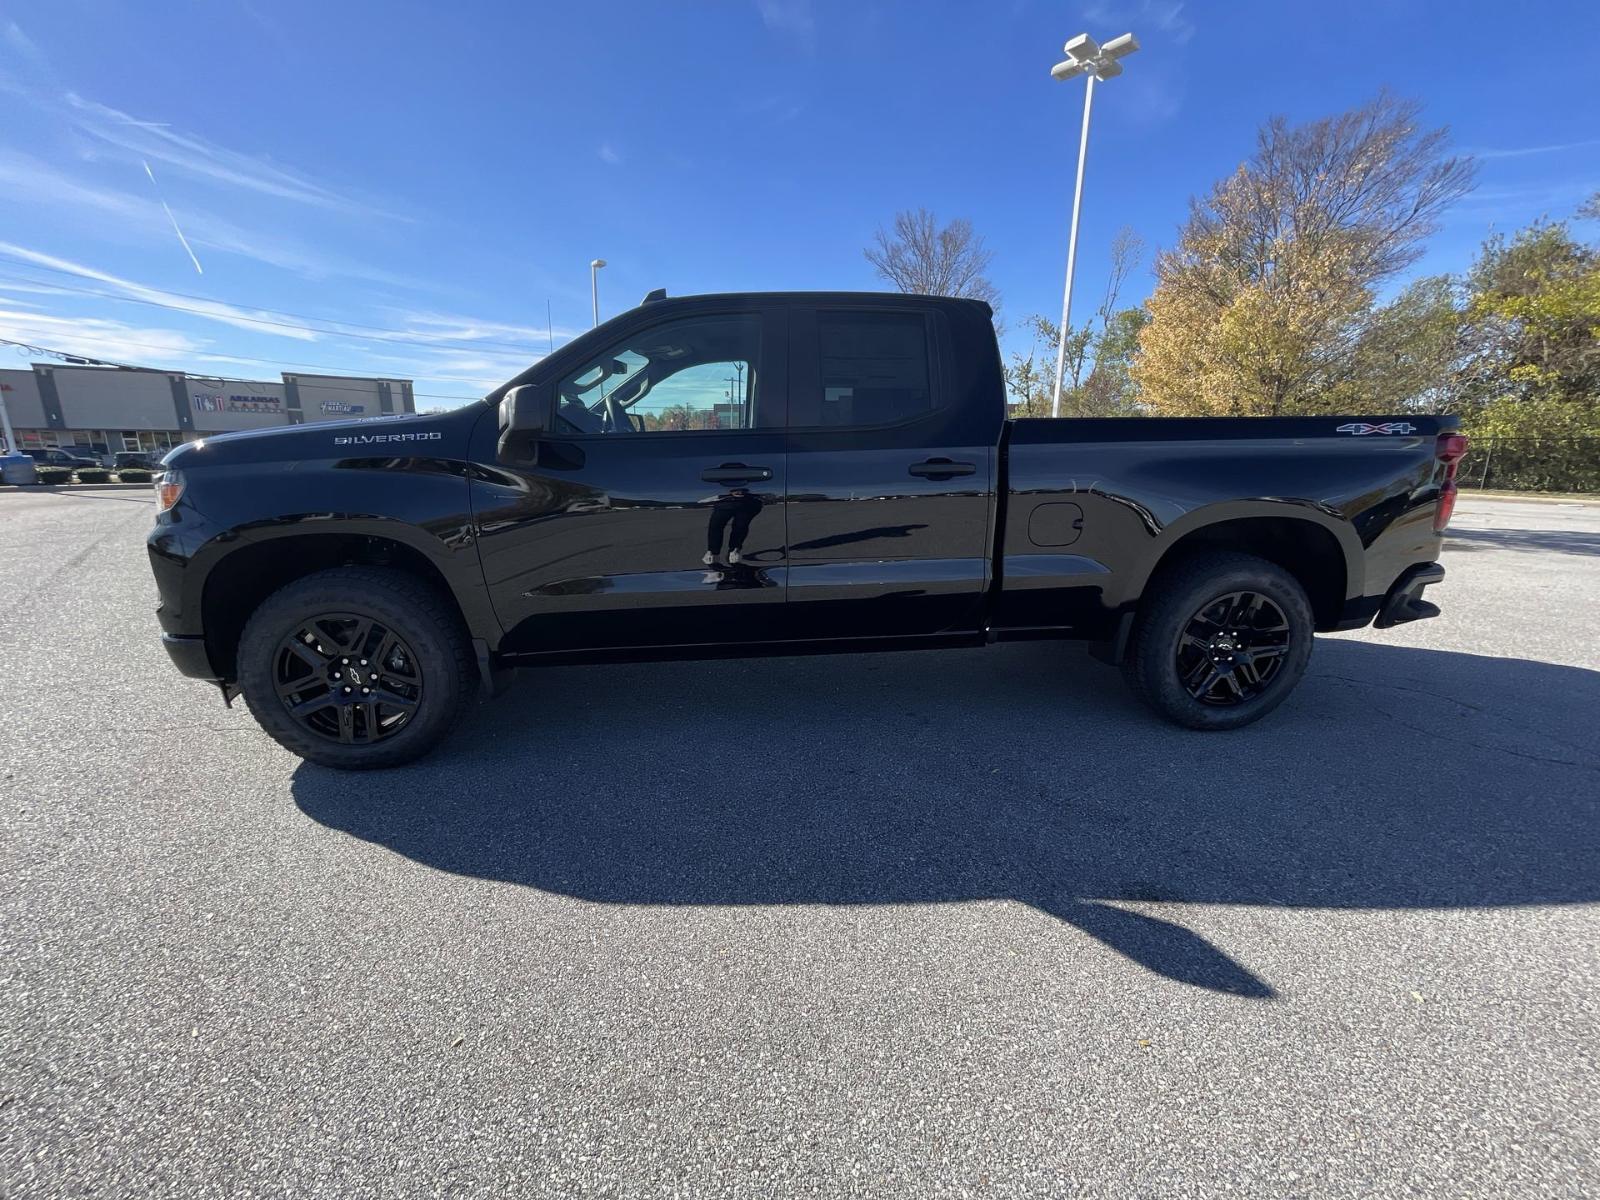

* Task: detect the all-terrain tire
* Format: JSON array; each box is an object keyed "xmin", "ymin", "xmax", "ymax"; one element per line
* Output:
[
  {"xmin": 237, "ymin": 566, "xmax": 476, "ymax": 769},
  {"xmin": 1121, "ymin": 551, "xmax": 1314, "ymax": 731}
]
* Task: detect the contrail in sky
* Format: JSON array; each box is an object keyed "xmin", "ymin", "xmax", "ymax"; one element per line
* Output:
[{"xmin": 142, "ymin": 159, "xmax": 204, "ymax": 275}]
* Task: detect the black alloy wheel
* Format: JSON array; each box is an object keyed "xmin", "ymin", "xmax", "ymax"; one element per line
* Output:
[
  {"xmin": 272, "ymin": 612, "xmax": 424, "ymax": 745},
  {"xmin": 1175, "ymin": 590, "xmax": 1292, "ymax": 706},
  {"xmin": 1120, "ymin": 551, "xmax": 1314, "ymax": 731}
]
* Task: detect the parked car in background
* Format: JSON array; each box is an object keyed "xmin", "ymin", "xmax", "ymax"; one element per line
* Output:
[
  {"xmin": 113, "ymin": 452, "xmax": 162, "ymax": 472},
  {"xmin": 31, "ymin": 448, "xmax": 100, "ymax": 469}
]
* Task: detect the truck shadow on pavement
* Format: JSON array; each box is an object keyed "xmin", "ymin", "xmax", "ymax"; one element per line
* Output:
[{"xmin": 292, "ymin": 640, "xmax": 1600, "ymax": 999}]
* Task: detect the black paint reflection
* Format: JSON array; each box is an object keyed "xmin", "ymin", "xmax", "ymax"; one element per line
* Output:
[{"xmin": 703, "ymin": 486, "xmax": 764, "ymax": 572}]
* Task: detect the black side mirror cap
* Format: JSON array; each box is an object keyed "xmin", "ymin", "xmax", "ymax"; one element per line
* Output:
[{"xmin": 498, "ymin": 383, "xmax": 550, "ymax": 460}]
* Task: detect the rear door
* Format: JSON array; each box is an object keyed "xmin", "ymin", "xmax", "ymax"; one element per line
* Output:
[
  {"xmin": 784, "ymin": 301, "xmax": 998, "ymax": 639},
  {"xmin": 471, "ymin": 301, "xmax": 789, "ymax": 653}
]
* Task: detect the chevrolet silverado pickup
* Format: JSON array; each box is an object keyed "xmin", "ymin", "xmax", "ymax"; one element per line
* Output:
[{"xmin": 148, "ymin": 291, "xmax": 1465, "ymax": 768}]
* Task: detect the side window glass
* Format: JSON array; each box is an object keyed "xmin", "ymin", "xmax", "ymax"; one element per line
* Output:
[
  {"xmin": 555, "ymin": 314, "xmax": 761, "ymax": 434},
  {"xmin": 816, "ymin": 311, "xmax": 932, "ymax": 427}
]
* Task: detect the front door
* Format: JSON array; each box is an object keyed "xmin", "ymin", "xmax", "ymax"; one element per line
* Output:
[
  {"xmin": 472, "ymin": 303, "xmax": 788, "ymax": 653},
  {"xmin": 784, "ymin": 303, "xmax": 998, "ymax": 639}
]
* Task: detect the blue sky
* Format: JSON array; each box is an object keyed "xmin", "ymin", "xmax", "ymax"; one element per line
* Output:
[{"xmin": 2, "ymin": 0, "xmax": 1597, "ymax": 409}]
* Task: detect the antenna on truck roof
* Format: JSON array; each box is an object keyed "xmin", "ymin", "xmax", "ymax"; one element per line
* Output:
[{"xmin": 641, "ymin": 288, "xmax": 667, "ymax": 304}]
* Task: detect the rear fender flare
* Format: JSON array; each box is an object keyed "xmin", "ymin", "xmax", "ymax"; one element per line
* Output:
[{"xmin": 1111, "ymin": 499, "xmax": 1363, "ymax": 612}]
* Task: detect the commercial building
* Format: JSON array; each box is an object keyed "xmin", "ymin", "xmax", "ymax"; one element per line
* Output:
[{"xmin": 0, "ymin": 363, "xmax": 417, "ymax": 460}]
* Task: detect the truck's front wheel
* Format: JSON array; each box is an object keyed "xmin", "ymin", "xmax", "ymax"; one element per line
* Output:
[
  {"xmin": 236, "ymin": 567, "xmax": 476, "ymax": 769},
  {"xmin": 1122, "ymin": 552, "xmax": 1313, "ymax": 731}
]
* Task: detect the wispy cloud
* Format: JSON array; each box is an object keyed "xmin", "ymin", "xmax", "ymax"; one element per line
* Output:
[
  {"xmin": 3, "ymin": 24, "xmax": 405, "ymax": 221},
  {"xmin": 62, "ymin": 93, "xmax": 399, "ymax": 218},
  {"xmin": 2, "ymin": 20, "xmax": 44, "ymax": 63},
  {"xmin": 0, "ymin": 151, "xmax": 422, "ymax": 286},
  {"xmin": 1467, "ymin": 138, "xmax": 1600, "ymax": 161},
  {"xmin": 0, "ymin": 303, "xmax": 209, "ymax": 363},
  {"xmin": 388, "ymin": 310, "xmax": 580, "ymax": 349},
  {"xmin": 757, "ymin": 0, "xmax": 815, "ymax": 49},
  {"xmin": 1081, "ymin": 0, "xmax": 1194, "ymax": 45},
  {"xmin": 0, "ymin": 241, "xmax": 321, "ymax": 341},
  {"xmin": 0, "ymin": 288, "xmax": 555, "ymax": 397},
  {"xmin": 597, "ymin": 142, "xmax": 623, "ymax": 166}
]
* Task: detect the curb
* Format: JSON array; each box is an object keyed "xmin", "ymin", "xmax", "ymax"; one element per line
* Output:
[
  {"xmin": 3, "ymin": 482, "xmax": 155, "ymax": 492},
  {"xmin": 1460, "ymin": 489, "xmax": 1600, "ymax": 505}
]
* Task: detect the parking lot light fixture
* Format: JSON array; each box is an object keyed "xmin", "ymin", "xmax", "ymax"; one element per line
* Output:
[{"xmin": 1049, "ymin": 30, "xmax": 1139, "ymax": 417}]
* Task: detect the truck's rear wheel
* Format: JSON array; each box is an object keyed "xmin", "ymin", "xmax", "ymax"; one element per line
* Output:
[
  {"xmin": 237, "ymin": 567, "xmax": 475, "ymax": 769},
  {"xmin": 1121, "ymin": 552, "xmax": 1313, "ymax": 731}
]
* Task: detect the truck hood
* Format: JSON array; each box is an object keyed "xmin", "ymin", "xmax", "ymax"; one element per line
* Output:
[{"xmin": 162, "ymin": 409, "xmax": 482, "ymax": 469}]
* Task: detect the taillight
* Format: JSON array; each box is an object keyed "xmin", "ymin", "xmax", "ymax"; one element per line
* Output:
[
  {"xmin": 155, "ymin": 470, "xmax": 185, "ymax": 513},
  {"xmin": 1434, "ymin": 434, "xmax": 1469, "ymax": 532}
]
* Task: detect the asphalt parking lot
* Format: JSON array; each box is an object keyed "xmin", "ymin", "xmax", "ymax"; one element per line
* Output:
[{"xmin": 3, "ymin": 488, "xmax": 1597, "ymax": 1198}]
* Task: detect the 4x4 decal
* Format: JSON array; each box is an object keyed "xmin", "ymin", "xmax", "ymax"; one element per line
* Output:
[{"xmin": 1336, "ymin": 422, "xmax": 1416, "ymax": 435}]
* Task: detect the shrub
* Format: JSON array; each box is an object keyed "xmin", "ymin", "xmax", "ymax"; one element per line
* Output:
[
  {"xmin": 76, "ymin": 468, "xmax": 111, "ymax": 484},
  {"xmin": 34, "ymin": 466, "xmax": 72, "ymax": 485},
  {"xmin": 117, "ymin": 469, "xmax": 153, "ymax": 483}
]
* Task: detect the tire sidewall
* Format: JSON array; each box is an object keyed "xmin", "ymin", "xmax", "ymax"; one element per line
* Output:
[
  {"xmin": 1132, "ymin": 556, "xmax": 1314, "ymax": 731},
  {"xmin": 238, "ymin": 571, "xmax": 471, "ymax": 768}
]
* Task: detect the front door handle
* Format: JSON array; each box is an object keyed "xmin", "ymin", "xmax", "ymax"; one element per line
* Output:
[
  {"xmin": 908, "ymin": 458, "xmax": 976, "ymax": 479},
  {"xmin": 702, "ymin": 463, "xmax": 772, "ymax": 484}
]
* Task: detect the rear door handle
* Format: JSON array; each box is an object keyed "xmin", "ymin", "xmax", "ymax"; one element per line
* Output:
[
  {"xmin": 702, "ymin": 463, "xmax": 772, "ymax": 483},
  {"xmin": 908, "ymin": 458, "xmax": 976, "ymax": 479}
]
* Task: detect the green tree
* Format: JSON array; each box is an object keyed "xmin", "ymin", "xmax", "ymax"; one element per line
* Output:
[{"xmin": 1459, "ymin": 204, "xmax": 1600, "ymax": 439}]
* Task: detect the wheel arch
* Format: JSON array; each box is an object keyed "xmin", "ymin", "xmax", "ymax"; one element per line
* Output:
[
  {"xmin": 1129, "ymin": 503, "xmax": 1362, "ymax": 631},
  {"xmin": 193, "ymin": 521, "xmax": 497, "ymax": 681}
]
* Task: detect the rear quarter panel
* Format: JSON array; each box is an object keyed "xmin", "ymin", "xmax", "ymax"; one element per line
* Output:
[{"xmin": 1000, "ymin": 417, "xmax": 1450, "ymax": 633}]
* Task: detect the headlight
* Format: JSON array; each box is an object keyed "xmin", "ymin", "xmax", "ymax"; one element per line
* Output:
[{"xmin": 155, "ymin": 470, "xmax": 185, "ymax": 513}]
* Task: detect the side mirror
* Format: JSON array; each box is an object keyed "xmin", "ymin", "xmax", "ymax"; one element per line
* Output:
[
  {"xmin": 502, "ymin": 384, "xmax": 550, "ymax": 435},
  {"xmin": 498, "ymin": 383, "xmax": 550, "ymax": 460}
]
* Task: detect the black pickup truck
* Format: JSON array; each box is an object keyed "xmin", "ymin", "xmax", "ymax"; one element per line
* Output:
[{"xmin": 149, "ymin": 291, "xmax": 1465, "ymax": 768}]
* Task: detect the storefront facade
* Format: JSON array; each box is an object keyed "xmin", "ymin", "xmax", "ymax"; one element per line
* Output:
[{"xmin": 0, "ymin": 365, "xmax": 417, "ymax": 460}]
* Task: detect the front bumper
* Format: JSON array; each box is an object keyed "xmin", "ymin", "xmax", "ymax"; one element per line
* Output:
[
  {"xmin": 161, "ymin": 633, "xmax": 220, "ymax": 681},
  {"xmin": 1374, "ymin": 562, "xmax": 1446, "ymax": 629}
]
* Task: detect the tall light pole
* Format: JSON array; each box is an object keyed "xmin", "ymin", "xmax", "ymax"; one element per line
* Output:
[
  {"xmin": 1049, "ymin": 31, "xmax": 1139, "ymax": 417},
  {"xmin": 0, "ymin": 383, "xmax": 17, "ymax": 454},
  {"xmin": 590, "ymin": 258, "xmax": 607, "ymax": 328}
]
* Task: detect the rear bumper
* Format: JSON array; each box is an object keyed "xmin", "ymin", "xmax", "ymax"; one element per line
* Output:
[
  {"xmin": 161, "ymin": 633, "xmax": 220, "ymax": 681},
  {"xmin": 1374, "ymin": 562, "xmax": 1446, "ymax": 629}
]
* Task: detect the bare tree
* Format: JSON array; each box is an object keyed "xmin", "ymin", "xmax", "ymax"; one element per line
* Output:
[
  {"xmin": 865, "ymin": 209, "xmax": 999, "ymax": 307},
  {"xmin": 1095, "ymin": 226, "xmax": 1145, "ymax": 328}
]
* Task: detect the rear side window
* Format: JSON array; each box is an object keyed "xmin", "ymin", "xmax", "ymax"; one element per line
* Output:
[{"xmin": 815, "ymin": 311, "xmax": 932, "ymax": 427}]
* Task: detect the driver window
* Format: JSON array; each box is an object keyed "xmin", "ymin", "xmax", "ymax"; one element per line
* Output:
[{"xmin": 555, "ymin": 313, "xmax": 762, "ymax": 434}]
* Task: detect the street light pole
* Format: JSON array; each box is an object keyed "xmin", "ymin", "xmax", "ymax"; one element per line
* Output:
[
  {"xmin": 1051, "ymin": 74, "xmax": 1096, "ymax": 419},
  {"xmin": 0, "ymin": 385, "xmax": 16, "ymax": 454},
  {"xmin": 1049, "ymin": 32, "xmax": 1139, "ymax": 418},
  {"xmin": 590, "ymin": 258, "xmax": 607, "ymax": 328}
]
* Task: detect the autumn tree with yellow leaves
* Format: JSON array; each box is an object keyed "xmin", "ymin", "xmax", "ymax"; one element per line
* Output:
[{"xmin": 1134, "ymin": 93, "xmax": 1475, "ymax": 417}]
